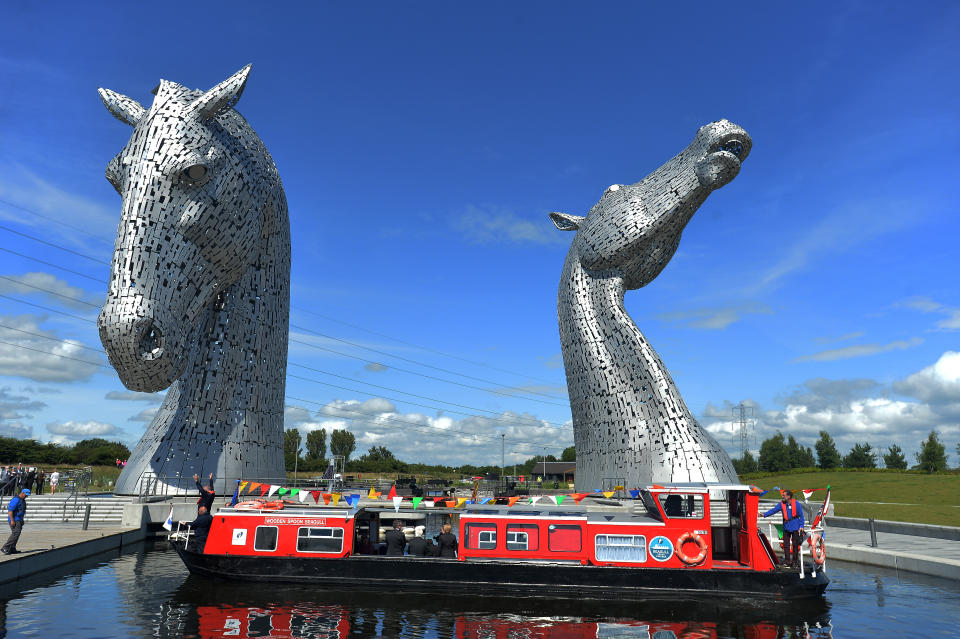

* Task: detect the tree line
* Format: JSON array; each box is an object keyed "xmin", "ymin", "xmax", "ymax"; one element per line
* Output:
[
  {"xmin": 0, "ymin": 436, "xmax": 131, "ymax": 467},
  {"xmin": 733, "ymin": 430, "xmax": 953, "ymax": 474},
  {"xmin": 283, "ymin": 428, "xmax": 576, "ymax": 477}
]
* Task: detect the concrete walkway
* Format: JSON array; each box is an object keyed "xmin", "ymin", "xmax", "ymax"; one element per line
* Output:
[
  {"xmin": 823, "ymin": 524, "xmax": 960, "ymax": 580},
  {"xmin": 0, "ymin": 523, "xmax": 145, "ymax": 585}
]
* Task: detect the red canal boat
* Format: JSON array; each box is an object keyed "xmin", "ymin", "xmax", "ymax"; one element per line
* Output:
[{"xmin": 170, "ymin": 482, "xmax": 829, "ymax": 600}]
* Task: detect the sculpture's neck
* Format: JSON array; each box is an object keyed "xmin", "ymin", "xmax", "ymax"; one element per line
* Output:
[
  {"xmin": 155, "ymin": 193, "xmax": 290, "ymax": 478},
  {"xmin": 557, "ymin": 250, "xmax": 682, "ymax": 416}
]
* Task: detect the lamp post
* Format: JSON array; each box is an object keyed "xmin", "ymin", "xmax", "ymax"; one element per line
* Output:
[{"xmin": 500, "ymin": 433, "xmax": 505, "ymax": 494}]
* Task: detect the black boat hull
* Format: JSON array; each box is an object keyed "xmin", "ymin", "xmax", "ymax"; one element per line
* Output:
[{"xmin": 173, "ymin": 544, "xmax": 829, "ymax": 601}]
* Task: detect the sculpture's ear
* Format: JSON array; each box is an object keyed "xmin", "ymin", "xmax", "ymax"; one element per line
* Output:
[
  {"xmin": 549, "ymin": 211, "xmax": 585, "ymax": 231},
  {"xmin": 98, "ymin": 88, "xmax": 146, "ymax": 126},
  {"xmin": 189, "ymin": 64, "xmax": 252, "ymax": 121}
]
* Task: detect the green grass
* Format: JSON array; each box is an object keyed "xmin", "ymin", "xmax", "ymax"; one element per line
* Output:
[{"xmin": 739, "ymin": 470, "xmax": 960, "ymax": 526}]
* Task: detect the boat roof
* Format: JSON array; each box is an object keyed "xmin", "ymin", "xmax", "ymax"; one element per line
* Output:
[{"xmin": 644, "ymin": 482, "xmax": 753, "ymax": 492}]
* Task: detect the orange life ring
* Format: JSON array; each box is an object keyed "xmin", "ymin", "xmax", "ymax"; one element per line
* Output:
[
  {"xmin": 676, "ymin": 532, "xmax": 708, "ymax": 565},
  {"xmin": 809, "ymin": 532, "xmax": 826, "ymax": 565},
  {"xmin": 233, "ymin": 500, "xmax": 284, "ymax": 511}
]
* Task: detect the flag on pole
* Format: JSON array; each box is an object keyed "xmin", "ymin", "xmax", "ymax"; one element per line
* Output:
[
  {"xmin": 162, "ymin": 505, "xmax": 174, "ymax": 531},
  {"xmin": 802, "ymin": 489, "xmax": 815, "ymax": 502},
  {"xmin": 229, "ymin": 480, "xmax": 240, "ymax": 507}
]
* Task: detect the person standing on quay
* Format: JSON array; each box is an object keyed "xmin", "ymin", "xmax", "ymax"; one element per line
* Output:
[
  {"xmin": 49, "ymin": 470, "xmax": 60, "ymax": 495},
  {"xmin": 2, "ymin": 488, "xmax": 29, "ymax": 555}
]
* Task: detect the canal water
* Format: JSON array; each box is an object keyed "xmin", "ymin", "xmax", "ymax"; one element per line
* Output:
[{"xmin": 0, "ymin": 542, "xmax": 957, "ymax": 638}]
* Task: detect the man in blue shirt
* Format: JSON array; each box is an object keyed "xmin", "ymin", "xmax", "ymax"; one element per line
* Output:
[
  {"xmin": 2, "ymin": 488, "xmax": 29, "ymax": 555},
  {"xmin": 762, "ymin": 489, "xmax": 805, "ymax": 568}
]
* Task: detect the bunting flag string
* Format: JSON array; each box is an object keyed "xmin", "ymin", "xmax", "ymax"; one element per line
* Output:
[
  {"xmin": 387, "ymin": 484, "xmax": 397, "ymax": 500},
  {"xmin": 507, "ymin": 496, "xmax": 520, "ymax": 507},
  {"xmin": 248, "ymin": 482, "xmax": 261, "ymax": 495},
  {"xmin": 393, "ymin": 496, "xmax": 404, "ymax": 512},
  {"xmin": 422, "ymin": 499, "xmax": 434, "ymax": 508},
  {"xmin": 268, "ymin": 485, "xmax": 279, "ymax": 498},
  {"xmin": 298, "ymin": 490, "xmax": 309, "ymax": 503},
  {"xmin": 346, "ymin": 494, "xmax": 359, "ymax": 508},
  {"xmin": 412, "ymin": 497, "xmax": 423, "ymax": 510},
  {"xmin": 277, "ymin": 488, "xmax": 288, "ymax": 497},
  {"xmin": 332, "ymin": 493, "xmax": 341, "ymax": 506},
  {"xmin": 529, "ymin": 496, "xmax": 542, "ymax": 506},
  {"xmin": 238, "ymin": 481, "xmax": 249, "ymax": 494},
  {"xmin": 259, "ymin": 484, "xmax": 270, "ymax": 497},
  {"xmin": 456, "ymin": 498, "xmax": 467, "ymax": 508},
  {"xmin": 310, "ymin": 491, "xmax": 321, "ymax": 504},
  {"xmin": 602, "ymin": 491, "xmax": 615, "ymax": 498},
  {"xmin": 628, "ymin": 490, "xmax": 641, "ymax": 499},
  {"xmin": 290, "ymin": 488, "xmax": 300, "ymax": 497},
  {"xmin": 367, "ymin": 487, "xmax": 377, "ymax": 499},
  {"xmin": 322, "ymin": 493, "xmax": 332, "ymax": 505}
]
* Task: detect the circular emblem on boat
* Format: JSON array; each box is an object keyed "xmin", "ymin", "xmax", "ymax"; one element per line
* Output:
[{"xmin": 649, "ymin": 536, "xmax": 674, "ymax": 562}]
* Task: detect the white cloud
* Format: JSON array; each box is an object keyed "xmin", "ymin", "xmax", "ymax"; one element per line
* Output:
[
  {"xmin": 794, "ymin": 337, "xmax": 922, "ymax": 362},
  {"xmin": 290, "ymin": 397, "xmax": 572, "ymax": 465},
  {"xmin": 700, "ymin": 351, "xmax": 960, "ymax": 462},
  {"xmin": 45, "ymin": 419, "xmax": 123, "ymax": 443},
  {"xmin": 0, "ymin": 421, "xmax": 32, "ymax": 438},
  {"xmin": 893, "ymin": 351, "xmax": 960, "ymax": 404},
  {"xmin": 657, "ymin": 302, "xmax": 773, "ymax": 330},
  {"xmin": 105, "ymin": 390, "xmax": 164, "ymax": 403},
  {"xmin": 0, "ymin": 272, "xmax": 102, "ymax": 311},
  {"xmin": 814, "ymin": 331, "xmax": 864, "ymax": 345},
  {"xmin": 455, "ymin": 204, "xmax": 568, "ymax": 245},
  {"xmin": 0, "ymin": 164, "xmax": 116, "ymax": 249},
  {"xmin": 127, "ymin": 406, "xmax": 160, "ymax": 423},
  {"xmin": 0, "ymin": 314, "xmax": 102, "ymax": 382},
  {"xmin": 364, "ymin": 362, "xmax": 388, "ymax": 373},
  {"xmin": 899, "ymin": 297, "xmax": 960, "ymax": 332}
]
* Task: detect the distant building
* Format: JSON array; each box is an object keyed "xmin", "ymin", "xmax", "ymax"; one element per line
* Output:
[{"xmin": 532, "ymin": 462, "xmax": 576, "ymax": 483}]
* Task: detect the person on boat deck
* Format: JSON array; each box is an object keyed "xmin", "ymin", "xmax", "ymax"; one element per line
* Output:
[
  {"xmin": 762, "ymin": 490, "xmax": 805, "ymax": 567},
  {"xmin": 182, "ymin": 505, "xmax": 213, "ymax": 552},
  {"xmin": 357, "ymin": 533, "xmax": 376, "ymax": 555},
  {"xmin": 385, "ymin": 520, "xmax": 407, "ymax": 556},
  {"xmin": 193, "ymin": 473, "xmax": 215, "ymax": 513},
  {"xmin": 407, "ymin": 525, "xmax": 434, "ymax": 557},
  {"xmin": 436, "ymin": 524, "xmax": 458, "ymax": 559}
]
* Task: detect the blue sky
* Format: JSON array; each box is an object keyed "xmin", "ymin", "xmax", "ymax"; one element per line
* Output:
[{"xmin": 0, "ymin": 2, "xmax": 957, "ymax": 467}]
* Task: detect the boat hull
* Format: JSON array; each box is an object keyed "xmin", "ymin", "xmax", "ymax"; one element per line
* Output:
[{"xmin": 173, "ymin": 543, "xmax": 828, "ymax": 601}]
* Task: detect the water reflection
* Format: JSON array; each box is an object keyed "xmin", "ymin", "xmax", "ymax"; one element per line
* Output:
[{"xmin": 166, "ymin": 574, "xmax": 834, "ymax": 639}]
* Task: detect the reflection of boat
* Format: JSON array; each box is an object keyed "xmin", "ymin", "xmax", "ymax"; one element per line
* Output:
[
  {"xmin": 167, "ymin": 572, "xmax": 834, "ymax": 639},
  {"xmin": 171, "ymin": 483, "xmax": 829, "ymax": 600}
]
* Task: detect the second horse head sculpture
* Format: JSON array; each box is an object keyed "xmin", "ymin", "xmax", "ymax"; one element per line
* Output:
[{"xmin": 551, "ymin": 120, "xmax": 751, "ymax": 490}]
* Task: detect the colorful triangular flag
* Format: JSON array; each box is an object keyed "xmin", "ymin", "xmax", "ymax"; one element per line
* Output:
[
  {"xmin": 412, "ymin": 497, "xmax": 423, "ymax": 510},
  {"xmin": 368, "ymin": 486, "xmax": 377, "ymax": 499},
  {"xmin": 332, "ymin": 493, "xmax": 341, "ymax": 506},
  {"xmin": 162, "ymin": 505, "xmax": 174, "ymax": 531},
  {"xmin": 268, "ymin": 485, "xmax": 279, "ymax": 498},
  {"xmin": 259, "ymin": 484, "xmax": 270, "ymax": 497},
  {"xmin": 507, "ymin": 496, "xmax": 519, "ymax": 507},
  {"xmin": 393, "ymin": 496, "xmax": 403, "ymax": 512},
  {"xmin": 298, "ymin": 490, "xmax": 309, "ymax": 503},
  {"xmin": 388, "ymin": 484, "xmax": 397, "ymax": 500},
  {"xmin": 238, "ymin": 481, "xmax": 249, "ymax": 494},
  {"xmin": 322, "ymin": 493, "xmax": 331, "ymax": 505},
  {"xmin": 310, "ymin": 491, "xmax": 321, "ymax": 504},
  {"xmin": 554, "ymin": 495, "xmax": 565, "ymax": 505},
  {"xmin": 802, "ymin": 489, "xmax": 815, "ymax": 503},
  {"xmin": 603, "ymin": 491, "xmax": 615, "ymax": 498}
]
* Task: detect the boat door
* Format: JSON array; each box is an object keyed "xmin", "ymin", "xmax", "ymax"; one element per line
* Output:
[{"xmin": 736, "ymin": 491, "xmax": 751, "ymax": 565}]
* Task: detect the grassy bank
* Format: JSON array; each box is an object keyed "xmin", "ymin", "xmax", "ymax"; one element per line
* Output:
[{"xmin": 740, "ymin": 470, "xmax": 960, "ymax": 527}]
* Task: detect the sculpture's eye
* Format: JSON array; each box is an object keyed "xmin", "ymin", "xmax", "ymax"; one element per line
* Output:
[
  {"xmin": 180, "ymin": 164, "xmax": 209, "ymax": 186},
  {"xmin": 720, "ymin": 139, "xmax": 744, "ymax": 159}
]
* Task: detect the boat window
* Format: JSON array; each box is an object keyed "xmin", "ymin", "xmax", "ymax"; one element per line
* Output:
[
  {"xmin": 639, "ymin": 491, "xmax": 663, "ymax": 521},
  {"xmin": 506, "ymin": 524, "xmax": 539, "ymax": 551},
  {"xmin": 254, "ymin": 526, "xmax": 278, "ymax": 552},
  {"xmin": 548, "ymin": 524, "xmax": 582, "ymax": 552},
  {"xmin": 658, "ymin": 493, "xmax": 704, "ymax": 519},
  {"xmin": 465, "ymin": 523, "xmax": 497, "ymax": 549},
  {"xmin": 297, "ymin": 527, "xmax": 344, "ymax": 553},
  {"xmin": 595, "ymin": 534, "xmax": 647, "ymax": 563}
]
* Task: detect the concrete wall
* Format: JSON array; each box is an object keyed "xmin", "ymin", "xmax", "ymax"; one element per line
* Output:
[{"xmin": 825, "ymin": 516, "xmax": 960, "ymax": 541}]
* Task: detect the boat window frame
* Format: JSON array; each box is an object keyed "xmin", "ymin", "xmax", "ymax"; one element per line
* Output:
[
  {"xmin": 464, "ymin": 522, "xmax": 499, "ymax": 550},
  {"xmin": 594, "ymin": 533, "xmax": 647, "ymax": 563},
  {"xmin": 296, "ymin": 526, "xmax": 344, "ymax": 554},
  {"xmin": 639, "ymin": 490, "xmax": 663, "ymax": 521},
  {"xmin": 253, "ymin": 525, "xmax": 279, "ymax": 552},
  {"xmin": 657, "ymin": 493, "xmax": 705, "ymax": 520},
  {"xmin": 547, "ymin": 523, "xmax": 582, "ymax": 552},
  {"xmin": 506, "ymin": 524, "xmax": 539, "ymax": 551}
]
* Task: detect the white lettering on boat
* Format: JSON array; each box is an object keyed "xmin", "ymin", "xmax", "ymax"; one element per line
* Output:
[{"xmin": 263, "ymin": 518, "xmax": 328, "ymax": 525}]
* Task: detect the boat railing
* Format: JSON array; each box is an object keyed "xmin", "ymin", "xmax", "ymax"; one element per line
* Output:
[
  {"xmin": 169, "ymin": 519, "xmax": 193, "ymax": 545},
  {"xmin": 766, "ymin": 520, "xmax": 827, "ymax": 578}
]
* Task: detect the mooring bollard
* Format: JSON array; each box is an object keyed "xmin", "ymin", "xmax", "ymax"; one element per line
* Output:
[
  {"xmin": 82, "ymin": 503, "xmax": 91, "ymax": 530},
  {"xmin": 869, "ymin": 518, "xmax": 878, "ymax": 547}
]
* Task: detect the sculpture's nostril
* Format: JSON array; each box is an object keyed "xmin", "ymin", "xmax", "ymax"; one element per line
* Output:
[
  {"xmin": 138, "ymin": 322, "xmax": 164, "ymax": 360},
  {"xmin": 720, "ymin": 139, "xmax": 744, "ymax": 159}
]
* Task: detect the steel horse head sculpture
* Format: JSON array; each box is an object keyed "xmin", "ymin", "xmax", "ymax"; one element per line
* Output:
[
  {"xmin": 551, "ymin": 120, "xmax": 751, "ymax": 490},
  {"xmin": 98, "ymin": 65, "xmax": 290, "ymax": 494}
]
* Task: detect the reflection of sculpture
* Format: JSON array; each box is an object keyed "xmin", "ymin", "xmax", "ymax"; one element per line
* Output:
[
  {"xmin": 98, "ymin": 65, "xmax": 290, "ymax": 494},
  {"xmin": 551, "ymin": 120, "xmax": 750, "ymax": 490}
]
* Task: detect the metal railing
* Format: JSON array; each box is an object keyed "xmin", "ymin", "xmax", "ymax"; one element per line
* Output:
[{"xmin": 60, "ymin": 466, "xmax": 93, "ymax": 522}]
